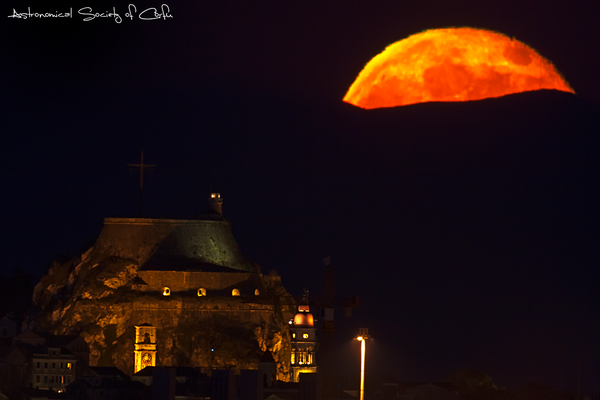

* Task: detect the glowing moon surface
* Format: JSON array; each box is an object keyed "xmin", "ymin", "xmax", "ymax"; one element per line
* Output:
[{"xmin": 343, "ymin": 27, "xmax": 574, "ymax": 109}]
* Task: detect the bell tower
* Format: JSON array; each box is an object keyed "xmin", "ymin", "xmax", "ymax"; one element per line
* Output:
[
  {"xmin": 134, "ymin": 324, "xmax": 157, "ymax": 373},
  {"xmin": 290, "ymin": 290, "xmax": 318, "ymax": 382}
]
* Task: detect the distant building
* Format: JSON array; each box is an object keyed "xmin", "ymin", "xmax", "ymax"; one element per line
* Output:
[
  {"xmin": 289, "ymin": 292, "xmax": 317, "ymax": 382},
  {"xmin": 8, "ymin": 331, "xmax": 90, "ymax": 392}
]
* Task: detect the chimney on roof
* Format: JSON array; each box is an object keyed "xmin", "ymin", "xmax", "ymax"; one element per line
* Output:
[{"xmin": 209, "ymin": 193, "xmax": 223, "ymax": 215}]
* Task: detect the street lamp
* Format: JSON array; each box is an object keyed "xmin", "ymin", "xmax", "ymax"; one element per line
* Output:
[{"xmin": 356, "ymin": 328, "xmax": 370, "ymax": 400}]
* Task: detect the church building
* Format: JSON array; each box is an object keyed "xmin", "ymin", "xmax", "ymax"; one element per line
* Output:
[
  {"xmin": 30, "ymin": 194, "xmax": 296, "ymax": 378},
  {"xmin": 289, "ymin": 292, "xmax": 318, "ymax": 382}
]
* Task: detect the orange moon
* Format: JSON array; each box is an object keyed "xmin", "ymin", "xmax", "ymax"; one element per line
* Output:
[{"xmin": 343, "ymin": 27, "xmax": 574, "ymax": 109}]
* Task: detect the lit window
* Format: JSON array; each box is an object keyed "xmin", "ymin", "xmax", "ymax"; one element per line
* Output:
[
  {"xmin": 163, "ymin": 287, "xmax": 171, "ymax": 296},
  {"xmin": 303, "ymin": 333, "xmax": 309, "ymax": 339},
  {"xmin": 66, "ymin": 363, "xmax": 72, "ymax": 370},
  {"xmin": 291, "ymin": 351, "xmax": 295, "ymax": 364},
  {"xmin": 232, "ymin": 288, "xmax": 240, "ymax": 296},
  {"xmin": 292, "ymin": 333, "xmax": 296, "ymax": 338},
  {"xmin": 198, "ymin": 288, "xmax": 206, "ymax": 297},
  {"xmin": 255, "ymin": 289, "xmax": 260, "ymax": 296}
]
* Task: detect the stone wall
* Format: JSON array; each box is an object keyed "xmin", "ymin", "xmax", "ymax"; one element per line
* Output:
[
  {"xmin": 139, "ymin": 271, "xmax": 253, "ymax": 293},
  {"xmin": 92, "ymin": 218, "xmax": 253, "ymax": 272}
]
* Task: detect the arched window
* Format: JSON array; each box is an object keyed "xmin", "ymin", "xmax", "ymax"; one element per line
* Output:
[
  {"xmin": 163, "ymin": 287, "xmax": 171, "ymax": 296},
  {"xmin": 232, "ymin": 288, "xmax": 240, "ymax": 296},
  {"xmin": 197, "ymin": 288, "xmax": 206, "ymax": 297},
  {"xmin": 254, "ymin": 289, "xmax": 260, "ymax": 296},
  {"xmin": 303, "ymin": 333, "xmax": 309, "ymax": 339}
]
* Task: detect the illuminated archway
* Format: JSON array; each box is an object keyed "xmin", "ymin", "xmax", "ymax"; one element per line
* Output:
[
  {"xmin": 162, "ymin": 287, "xmax": 170, "ymax": 296},
  {"xmin": 197, "ymin": 288, "xmax": 206, "ymax": 297},
  {"xmin": 255, "ymin": 289, "xmax": 260, "ymax": 296},
  {"xmin": 232, "ymin": 288, "xmax": 240, "ymax": 296}
]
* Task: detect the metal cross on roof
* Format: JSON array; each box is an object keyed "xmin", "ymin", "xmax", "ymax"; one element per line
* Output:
[{"xmin": 128, "ymin": 150, "xmax": 156, "ymax": 191}]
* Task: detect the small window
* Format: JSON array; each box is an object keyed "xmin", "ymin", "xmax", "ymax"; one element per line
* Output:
[
  {"xmin": 36, "ymin": 375, "xmax": 40, "ymax": 383},
  {"xmin": 37, "ymin": 362, "xmax": 40, "ymax": 369},
  {"xmin": 44, "ymin": 362, "xmax": 48, "ymax": 369},
  {"xmin": 163, "ymin": 287, "xmax": 171, "ymax": 296},
  {"xmin": 232, "ymin": 288, "xmax": 240, "ymax": 296},
  {"xmin": 66, "ymin": 363, "xmax": 72, "ymax": 370},
  {"xmin": 303, "ymin": 333, "xmax": 309, "ymax": 339},
  {"xmin": 60, "ymin": 363, "xmax": 63, "ymax": 369},
  {"xmin": 52, "ymin": 362, "xmax": 56, "ymax": 369},
  {"xmin": 44, "ymin": 376, "xmax": 47, "ymax": 383},
  {"xmin": 254, "ymin": 289, "xmax": 260, "ymax": 296},
  {"xmin": 197, "ymin": 288, "xmax": 206, "ymax": 297},
  {"xmin": 292, "ymin": 333, "xmax": 296, "ymax": 338}
]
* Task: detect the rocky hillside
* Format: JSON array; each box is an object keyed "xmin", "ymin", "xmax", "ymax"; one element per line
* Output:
[{"xmin": 27, "ymin": 246, "xmax": 296, "ymax": 379}]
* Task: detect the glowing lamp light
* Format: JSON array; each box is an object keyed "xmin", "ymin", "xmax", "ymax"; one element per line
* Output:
[
  {"xmin": 344, "ymin": 27, "xmax": 574, "ymax": 108},
  {"xmin": 303, "ymin": 333, "xmax": 309, "ymax": 339},
  {"xmin": 163, "ymin": 287, "xmax": 171, "ymax": 296},
  {"xmin": 355, "ymin": 329, "xmax": 371, "ymax": 400}
]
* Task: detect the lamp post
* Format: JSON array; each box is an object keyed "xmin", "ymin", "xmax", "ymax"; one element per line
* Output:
[{"xmin": 356, "ymin": 328, "xmax": 370, "ymax": 400}]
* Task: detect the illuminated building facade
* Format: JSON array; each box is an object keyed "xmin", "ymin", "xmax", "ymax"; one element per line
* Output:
[
  {"xmin": 134, "ymin": 324, "xmax": 157, "ymax": 373},
  {"xmin": 289, "ymin": 294, "xmax": 317, "ymax": 382},
  {"xmin": 30, "ymin": 193, "xmax": 296, "ymax": 378}
]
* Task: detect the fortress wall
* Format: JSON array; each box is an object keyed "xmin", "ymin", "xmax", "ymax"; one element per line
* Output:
[
  {"xmin": 92, "ymin": 218, "xmax": 179, "ymax": 264},
  {"xmin": 92, "ymin": 218, "xmax": 252, "ymax": 272},
  {"xmin": 138, "ymin": 271, "xmax": 253, "ymax": 293}
]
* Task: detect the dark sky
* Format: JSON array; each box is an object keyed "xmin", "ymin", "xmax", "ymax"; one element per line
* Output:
[{"xmin": 2, "ymin": 0, "xmax": 599, "ymax": 393}]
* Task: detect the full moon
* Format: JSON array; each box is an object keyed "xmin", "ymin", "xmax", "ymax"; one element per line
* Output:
[{"xmin": 343, "ymin": 27, "xmax": 574, "ymax": 109}]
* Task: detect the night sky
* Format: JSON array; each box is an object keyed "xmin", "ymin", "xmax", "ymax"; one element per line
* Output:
[{"xmin": 2, "ymin": 0, "xmax": 599, "ymax": 393}]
